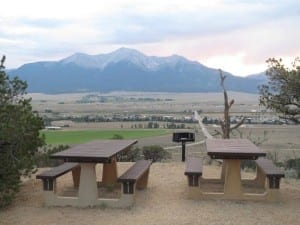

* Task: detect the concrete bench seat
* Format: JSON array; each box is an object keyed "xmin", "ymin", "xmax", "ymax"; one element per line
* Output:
[
  {"xmin": 36, "ymin": 162, "xmax": 80, "ymax": 191},
  {"xmin": 255, "ymin": 158, "xmax": 285, "ymax": 189},
  {"xmin": 184, "ymin": 157, "xmax": 203, "ymax": 187},
  {"xmin": 118, "ymin": 160, "xmax": 152, "ymax": 194}
]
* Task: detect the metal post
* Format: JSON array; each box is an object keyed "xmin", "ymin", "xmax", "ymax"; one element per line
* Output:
[{"xmin": 182, "ymin": 141, "xmax": 186, "ymax": 162}]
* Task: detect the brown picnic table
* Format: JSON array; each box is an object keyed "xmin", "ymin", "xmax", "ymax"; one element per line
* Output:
[
  {"xmin": 37, "ymin": 139, "xmax": 139, "ymax": 207},
  {"xmin": 185, "ymin": 139, "xmax": 284, "ymax": 201},
  {"xmin": 206, "ymin": 139, "xmax": 266, "ymax": 198}
]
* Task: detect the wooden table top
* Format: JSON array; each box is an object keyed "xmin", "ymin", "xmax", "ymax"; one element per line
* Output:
[
  {"xmin": 206, "ymin": 139, "xmax": 266, "ymax": 160},
  {"xmin": 51, "ymin": 139, "xmax": 138, "ymax": 163}
]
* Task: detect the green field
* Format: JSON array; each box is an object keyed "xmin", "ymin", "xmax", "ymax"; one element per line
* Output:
[{"xmin": 41, "ymin": 129, "xmax": 171, "ymax": 145}]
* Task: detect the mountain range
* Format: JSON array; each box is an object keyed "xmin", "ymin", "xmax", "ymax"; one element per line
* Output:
[{"xmin": 8, "ymin": 48, "xmax": 267, "ymax": 94}]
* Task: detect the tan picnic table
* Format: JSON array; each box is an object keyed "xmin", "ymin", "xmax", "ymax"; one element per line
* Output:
[
  {"xmin": 206, "ymin": 139, "xmax": 266, "ymax": 198},
  {"xmin": 185, "ymin": 139, "xmax": 284, "ymax": 201},
  {"xmin": 38, "ymin": 139, "xmax": 138, "ymax": 207}
]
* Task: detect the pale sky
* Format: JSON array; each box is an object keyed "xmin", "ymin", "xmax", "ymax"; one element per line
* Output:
[{"xmin": 1, "ymin": 0, "xmax": 299, "ymax": 76}]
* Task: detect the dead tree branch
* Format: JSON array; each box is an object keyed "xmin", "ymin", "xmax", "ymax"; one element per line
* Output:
[{"xmin": 219, "ymin": 69, "xmax": 244, "ymax": 139}]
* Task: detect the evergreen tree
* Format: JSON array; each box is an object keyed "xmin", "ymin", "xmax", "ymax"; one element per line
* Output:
[
  {"xmin": 0, "ymin": 56, "xmax": 45, "ymax": 207},
  {"xmin": 259, "ymin": 57, "xmax": 300, "ymax": 123}
]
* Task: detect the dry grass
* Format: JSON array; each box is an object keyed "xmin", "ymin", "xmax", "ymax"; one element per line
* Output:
[
  {"xmin": 29, "ymin": 91, "xmax": 260, "ymax": 114},
  {"xmin": 1, "ymin": 162, "xmax": 300, "ymax": 225}
]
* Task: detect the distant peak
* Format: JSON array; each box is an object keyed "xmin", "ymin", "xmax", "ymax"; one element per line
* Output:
[
  {"xmin": 111, "ymin": 47, "xmax": 144, "ymax": 56},
  {"xmin": 71, "ymin": 52, "xmax": 86, "ymax": 56},
  {"xmin": 61, "ymin": 52, "xmax": 89, "ymax": 61},
  {"xmin": 116, "ymin": 47, "xmax": 135, "ymax": 52},
  {"xmin": 170, "ymin": 54, "xmax": 186, "ymax": 60}
]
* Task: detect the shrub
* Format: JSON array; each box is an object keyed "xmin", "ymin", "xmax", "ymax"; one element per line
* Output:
[
  {"xmin": 241, "ymin": 160, "xmax": 256, "ymax": 170},
  {"xmin": 34, "ymin": 145, "xmax": 69, "ymax": 167},
  {"xmin": 142, "ymin": 145, "xmax": 171, "ymax": 162},
  {"xmin": 285, "ymin": 158, "xmax": 300, "ymax": 179},
  {"xmin": 111, "ymin": 134, "xmax": 124, "ymax": 140},
  {"xmin": 117, "ymin": 147, "xmax": 142, "ymax": 162}
]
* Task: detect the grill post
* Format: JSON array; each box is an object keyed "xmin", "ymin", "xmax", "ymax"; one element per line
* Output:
[{"xmin": 172, "ymin": 132, "xmax": 195, "ymax": 162}]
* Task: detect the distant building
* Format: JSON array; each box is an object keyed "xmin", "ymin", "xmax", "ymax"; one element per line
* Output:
[{"xmin": 45, "ymin": 126, "xmax": 62, "ymax": 130}]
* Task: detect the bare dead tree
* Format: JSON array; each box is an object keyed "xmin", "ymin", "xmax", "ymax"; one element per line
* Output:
[
  {"xmin": 219, "ymin": 69, "xmax": 245, "ymax": 139},
  {"xmin": 0, "ymin": 55, "xmax": 5, "ymax": 69}
]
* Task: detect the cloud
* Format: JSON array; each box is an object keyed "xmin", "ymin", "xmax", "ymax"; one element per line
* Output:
[
  {"xmin": 18, "ymin": 18, "xmax": 69, "ymax": 28},
  {"xmin": 94, "ymin": 1, "xmax": 300, "ymax": 45},
  {"xmin": 1, "ymin": 0, "xmax": 299, "ymax": 75}
]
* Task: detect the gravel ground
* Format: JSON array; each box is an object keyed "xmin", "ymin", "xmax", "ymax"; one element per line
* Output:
[{"xmin": 1, "ymin": 162, "xmax": 300, "ymax": 225}]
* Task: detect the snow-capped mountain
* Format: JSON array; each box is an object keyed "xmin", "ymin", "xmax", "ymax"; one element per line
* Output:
[
  {"xmin": 8, "ymin": 48, "xmax": 265, "ymax": 94},
  {"xmin": 60, "ymin": 47, "xmax": 196, "ymax": 71}
]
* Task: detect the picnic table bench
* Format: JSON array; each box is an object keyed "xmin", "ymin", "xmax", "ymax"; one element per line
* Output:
[
  {"xmin": 36, "ymin": 162, "xmax": 80, "ymax": 191},
  {"xmin": 255, "ymin": 158, "xmax": 285, "ymax": 189},
  {"xmin": 184, "ymin": 157, "xmax": 203, "ymax": 187},
  {"xmin": 118, "ymin": 160, "xmax": 152, "ymax": 194}
]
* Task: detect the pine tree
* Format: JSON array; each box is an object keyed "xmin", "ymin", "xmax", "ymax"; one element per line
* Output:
[{"xmin": 0, "ymin": 56, "xmax": 45, "ymax": 207}]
